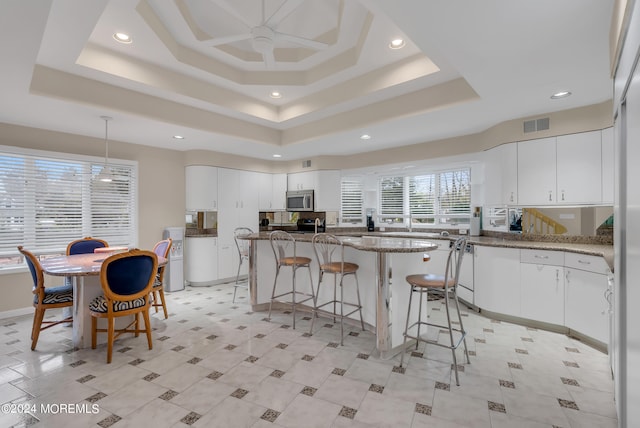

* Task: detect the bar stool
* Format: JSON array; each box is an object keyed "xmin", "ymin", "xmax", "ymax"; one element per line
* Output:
[
  {"xmin": 268, "ymin": 231, "xmax": 315, "ymax": 329},
  {"xmin": 399, "ymin": 236, "xmax": 470, "ymax": 386},
  {"xmin": 308, "ymin": 233, "xmax": 365, "ymax": 345},
  {"xmin": 232, "ymin": 227, "xmax": 253, "ymax": 303}
]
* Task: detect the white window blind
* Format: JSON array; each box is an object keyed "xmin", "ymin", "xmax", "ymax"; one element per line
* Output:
[
  {"xmin": 0, "ymin": 148, "xmax": 137, "ymax": 269},
  {"xmin": 340, "ymin": 177, "xmax": 364, "ymax": 224},
  {"xmin": 379, "ymin": 168, "xmax": 471, "ymax": 227}
]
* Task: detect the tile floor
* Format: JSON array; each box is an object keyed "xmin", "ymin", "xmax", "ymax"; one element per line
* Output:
[{"xmin": 0, "ymin": 283, "xmax": 617, "ymax": 427}]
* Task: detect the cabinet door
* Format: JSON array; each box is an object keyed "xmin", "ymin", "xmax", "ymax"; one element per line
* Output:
[
  {"xmin": 185, "ymin": 166, "xmax": 218, "ymax": 210},
  {"xmin": 257, "ymin": 172, "xmax": 273, "ymax": 211},
  {"xmin": 315, "ymin": 170, "xmax": 341, "ymax": 211},
  {"xmin": 474, "ymin": 246, "xmax": 521, "ymax": 317},
  {"xmin": 556, "ymin": 131, "xmax": 602, "ymax": 204},
  {"xmin": 518, "ymin": 137, "xmax": 556, "ymax": 205},
  {"xmin": 287, "ymin": 171, "xmax": 315, "ymax": 190},
  {"xmin": 565, "ymin": 267, "xmax": 609, "ymax": 343},
  {"xmin": 521, "ymin": 263, "xmax": 564, "ymax": 325},
  {"xmin": 239, "ymin": 170, "xmax": 259, "ymax": 230},
  {"xmin": 601, "ymin": 127, "xmax": 614, "ymax": 204},
  {"xmin": 272, "ymin": 173, "xmax": 287, "ymax": 210},
  {"xmin": 500, "ymin": 143, "xmax": 518, "ymax": 204}
]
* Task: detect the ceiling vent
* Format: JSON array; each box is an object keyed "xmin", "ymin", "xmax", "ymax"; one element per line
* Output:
[
  {"xmin": 302, "ymin": 160, "xmax": 311, "ymax": 168},
  {"xmin": 523, "ymin": 117, "xmax": 550, "ymax": 133}
]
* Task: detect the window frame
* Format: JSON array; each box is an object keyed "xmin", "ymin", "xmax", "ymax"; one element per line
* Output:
[{"xmin": 0, "ymin": 145, "xmax": 138, "ymax": 273}]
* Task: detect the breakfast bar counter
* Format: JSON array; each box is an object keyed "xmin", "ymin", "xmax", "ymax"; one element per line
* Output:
[{"xmin": 243, "ymin": 233, "xmax": 438, "ymax": 358}]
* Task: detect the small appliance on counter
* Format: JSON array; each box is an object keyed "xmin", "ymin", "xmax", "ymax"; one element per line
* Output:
[
  {"xmin": 163, "ymin": 227, "xmax": 184, "ymax": 292},
  {"xmin": 366, "ymin": 208, "xmax": 375, "ymax": 232}
]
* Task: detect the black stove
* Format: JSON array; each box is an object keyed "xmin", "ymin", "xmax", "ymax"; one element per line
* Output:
[{"xmin": 296, "ymin": 218, "xmax": 325, "ymax": 234}]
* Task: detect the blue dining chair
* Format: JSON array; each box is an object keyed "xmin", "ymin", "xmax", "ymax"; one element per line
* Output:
[
  {"xmin": 89, "ymin": 249, "xmax": 157, "ymax": 363},
  {"xmin": 67, "ymin": 237, "xmax": 108, "ymax": 255},
  {"xmin": 18, "ymin": 246, "xmax": 73, "ymax": 350}
]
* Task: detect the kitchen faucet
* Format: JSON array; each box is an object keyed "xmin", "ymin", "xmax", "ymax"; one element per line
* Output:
[{"xmin": 314, "ymin": 218, "xmax": 321, "ymax": 234}]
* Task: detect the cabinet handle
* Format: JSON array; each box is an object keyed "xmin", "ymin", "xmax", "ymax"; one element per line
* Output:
[
  {"xmin": 565, "ymin": 270, "xmax": 570, "ymax": 283},
  {"xmin": 510, "ymin": 192, "xmax": 514, "ymax": 202},
  {"xmin": 561, "ymin": 190, "xmax": 565, "ymax": 201},
  {"xmin": 577, "ymin": 259, "xmax": 591, "ymax": 265},
  {"xmin": 548, "ymin": 191, "xmax": 553, "ymax": 201},
  {"xmin": 534, "ymin": 255, "xmax": 549, "ymax": 259}
]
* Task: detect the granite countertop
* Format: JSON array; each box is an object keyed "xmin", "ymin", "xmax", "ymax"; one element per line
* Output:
[{"xmin": 243, "ymin": 230, "xmax": 614, "ymax": 271}]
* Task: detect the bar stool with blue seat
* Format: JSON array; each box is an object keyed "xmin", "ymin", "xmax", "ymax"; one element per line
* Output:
[
  {"xmin": 18, "ymin": 246, "xmax": 74, "ymax": 350},
  {"xmin": 399, "ymin": 236, "xmax": 470, "ymax": 385},
  {"xmin": 89, "ymin": 249, "xmax": 157, "ymax": 363},
  {"xmin": 268, "ymin": 230, "xmax": 315, "ymax": 329},
  {"xmin": 308, "ymin": 233, "xmax": 365, "ymax": 345}
]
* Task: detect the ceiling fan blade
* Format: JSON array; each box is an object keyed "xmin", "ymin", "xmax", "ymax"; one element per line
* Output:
[
  {"xmin": 265, "ymin": 0, "xmax": 305, "ymax": 27},
  {"xmin": 210, "ymin": 33, "xmax": 252, "ymax": 46},
  {"xmin": 276, "ymin": 32, "xmax": 328, "ymax": 50},
  {"xmin": 263, "ymin": 49, "xmax": 276, "ymax": 69},
  {"xmin": 212, "ymin": 0, "xmax": 254, "ymax": 28}
]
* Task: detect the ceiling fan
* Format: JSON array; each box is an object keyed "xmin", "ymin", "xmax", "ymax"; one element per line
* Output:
[{"xmin": 210, "ymin": 0, "xmax": 329, "ymax": 68}]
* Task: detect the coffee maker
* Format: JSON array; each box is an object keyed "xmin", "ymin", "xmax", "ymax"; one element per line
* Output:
[{"xmin": 366, "ymin": 208, "xmax": 375, "ymax": 232}]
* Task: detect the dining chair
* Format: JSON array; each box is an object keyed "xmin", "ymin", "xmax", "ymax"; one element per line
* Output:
[
  {"xmin": 66, "ymin": 237, "xmax": 108, "ymax": 255},
  {"xmin": 89, "ymin": 249, "xmax": 157, "ymax": 363},
  {"xmin": 233, "ymin": 227, "xmax": 254, "ymax": 303},
  {"xmin": 18, "ymin": 246, "xmax": 73, "ymax": 350},
  {"xmin": 399, "ymin": 236, "xmax": 470, "ymax": 386},
  {"xmin": 151, "ymin": 238, "xmax": 172, "ymax": 318}
]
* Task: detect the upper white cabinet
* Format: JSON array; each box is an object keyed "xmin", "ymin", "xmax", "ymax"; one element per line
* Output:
[
  {"xmin": 484, "ymin": 143, "xmax": 518, "ymax": 205},
  {"xmin": 287, "ymin": 171, "xmax": 316, "ymax": 191},
  {"xmin": 287, "ymin": 170, "xmax": 340, "ymax": 211},
  {"xmin": 517, "ymin": 137, "xmax": 557, "ymax": 205},
  {"xmin": 259, "ymin": 173, "xmax": 287, "ymax": 211},
  {"xmin": 556, "ymin": 131, "xmax": 602, "ymax": 204},
  {"xmin": 601, "ymin": 127, "xmax": 614, "ymax": 204},
  {"xmin": 185, "ymin": 166, "xmax": 218, "ymax": 210},
  {"xmin": 517, "ymin": 130, "xmax": 604, "ymax": 205}
]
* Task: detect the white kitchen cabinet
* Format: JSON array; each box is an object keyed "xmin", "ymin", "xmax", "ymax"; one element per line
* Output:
[
  {"xmin": 520, "ymin": 249, "xmax": 564, "ymax": 325},
  {"xmin": 556, "ymin": 131, "xmax": 602, "ymax": 204},
  {"xmin": 185, "ymin": 165, "xmax": 218, "ymax": 210},
  {"xmin": 474, "ymin": 246, "xmax": 521, "ymax": 317},
  {"xmin": 184, "ymin": 236, "xmax": 218, "ymax": 286},
  {"xmin": 564, "ymin": 252, "xmax": 610, "ymax": 344},
  {"xmin": 287, "ymin": 171, "xmax": 315, "ymax": 190},
  {"xmin": 315, "ymin": 170, "xmax": 341, "ymax": 211},
  {"xmin": 517, "ymin": 137, "xmax": 557, "ymax": 205},
  {"xmin": 272, "ymin": 173, "xmax": 287, "ymax": 210},
  {"xmin": 218, "ymin": 168, "xmax": 259, "ymax": 280},
  {"xmin": 484, "ymin": 143, "xmax": 518, "ymax": 205},
  {"xmin": 601, "ymin": 127, "xmax": 614, "ymax": 204},
  {"xmin": 287, "ymin": 170, "xmax": 341, "ymax": 211}
]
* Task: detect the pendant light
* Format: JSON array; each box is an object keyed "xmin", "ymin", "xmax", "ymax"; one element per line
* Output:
[{"xmin": 97, "ymin": 115, "xmax": 114, "ymax": 182}]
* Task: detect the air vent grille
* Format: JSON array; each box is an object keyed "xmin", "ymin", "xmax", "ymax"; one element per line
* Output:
[
  {"xmin": 302, "ymin": 160, "xmax": 311, "ymax": 168},
  {"xmin": 523, "ymin": 117, "xmax": 550, "ymax": 133}
]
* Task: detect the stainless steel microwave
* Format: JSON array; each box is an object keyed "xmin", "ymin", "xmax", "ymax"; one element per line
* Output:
[{"xmin": 286, "ymin": 190, "xmax": 314, "ymax": 212}]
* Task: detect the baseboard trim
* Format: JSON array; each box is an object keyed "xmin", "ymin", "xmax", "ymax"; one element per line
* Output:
[{"xmin": 0, "ymin": 307, "xmax": 32, "ymax": 320}]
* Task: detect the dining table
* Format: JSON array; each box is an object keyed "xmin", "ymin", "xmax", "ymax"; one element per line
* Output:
[{"xmin": 40, "ymin": 251, "xmax": 166, "ymax": 349}]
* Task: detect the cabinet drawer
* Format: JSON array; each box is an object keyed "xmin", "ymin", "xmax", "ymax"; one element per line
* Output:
[
  {"xmin": 520, "ymin": 249, "xmax": 564, "ymax": 266},
  {"xmin": 564, "ymin": 252, "xmax": 610, "ymax": 275}
]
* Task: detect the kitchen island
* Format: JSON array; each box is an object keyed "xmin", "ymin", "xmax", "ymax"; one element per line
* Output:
[{"xmin": 243, "ymin": 233, "xmax": 438, "ymax": 359}]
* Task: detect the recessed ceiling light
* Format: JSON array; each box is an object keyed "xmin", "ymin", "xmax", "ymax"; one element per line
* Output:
[
  {"xmin": 551, "ymin": 91, "xmax": 571, "ymax": 99},
  {"xmin": 389, "ymin": 38, "xmax": 405, "ymax": 49},
  {"xmin": 360, "ymin": 134, "xmax": 371, "ymax": 140},
  {"xmin": 113, "ymin": 32, "xmax": 132, "ymax": 44},
  {"xmin": 270, "ymin": 91, "xmax": 281, "ymax": 99},
  {"xmin": 173, "ymin": 135, "xmax": 185, "ymax": 140},
  {"xmin": 272, "ymin": 154, "xmax": 282, "ymax": 158}
]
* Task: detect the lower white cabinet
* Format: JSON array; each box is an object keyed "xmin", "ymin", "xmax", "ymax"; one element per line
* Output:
[
  {"xmin": 520, "ymin": 250, "xmax": 565, "ymax": 325},
  {"xmin": 564, "ymin": 253, "xmax": 610, "ymax": 344},
  {"xmin": 474, "ymin": 246, "xmax": 521, "ymax": 317},
  {"xmin": 184, "ymin": 237, "xmax": 218, "ymax": 286}
]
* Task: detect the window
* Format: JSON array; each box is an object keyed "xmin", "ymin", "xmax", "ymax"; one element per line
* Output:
[
  {"xmin": 379, "ymin": 168, "xmax": 471, "ymax": 227},
  {"xmin": 340, "ymin": 177, "xmax": 364, "ymax": 224},
  {"xmin": 0, "ymin": 147, "xmax": 137, "ymax": 270}
]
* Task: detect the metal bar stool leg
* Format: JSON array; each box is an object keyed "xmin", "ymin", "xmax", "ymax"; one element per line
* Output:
[
  {"xmin": 443, "ymin": 290, "xmax": 460, "ymax": 386},
  {"xmin": 453, "ymin": 289, "xmax": 471, "ymax": 364},
  {"xmin": 354, "ymin": 273, "xmax": 365, "ymax": 331},
  {"xmin": 268, "ymin": 266, "xmax": 280, "ymax": 321},
  {"xmin": 400, "ymin": 285, "xmax": 415, "ymax": 368}
]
